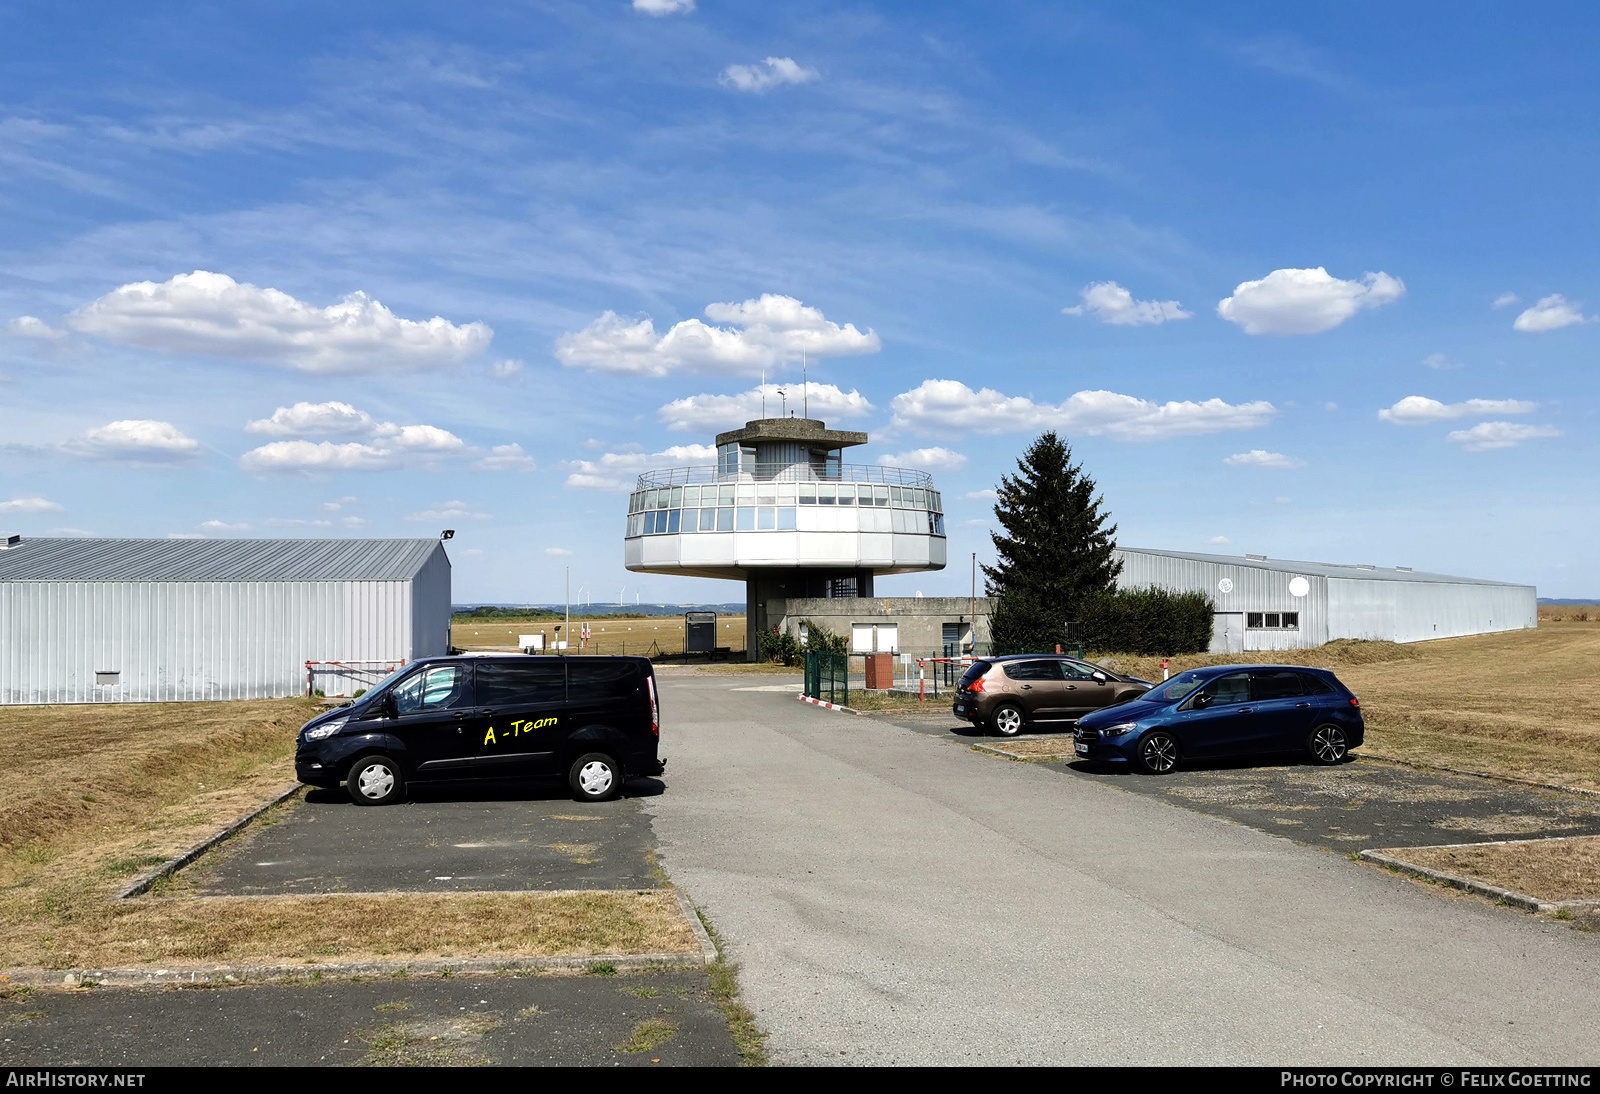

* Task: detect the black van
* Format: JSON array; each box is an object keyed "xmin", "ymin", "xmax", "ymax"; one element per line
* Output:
[{"xmin": 294, "ymin": 654, "xmax": 663, "ymax": 806}]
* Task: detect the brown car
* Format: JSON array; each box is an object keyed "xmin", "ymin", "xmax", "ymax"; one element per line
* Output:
[{"xmin": 952, "ymin": 655, "xmax": 1154, "ymax": 737}]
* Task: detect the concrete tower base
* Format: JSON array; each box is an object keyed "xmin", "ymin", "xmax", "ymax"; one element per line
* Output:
[{"xmin": 745, "ymin": 568, "xmax": 875, "ymax": 659}]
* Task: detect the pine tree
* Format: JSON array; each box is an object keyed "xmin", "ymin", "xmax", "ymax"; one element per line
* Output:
[{"xmin": 983, "ymin": 432, "xmax": 1121, "ymax": 652}]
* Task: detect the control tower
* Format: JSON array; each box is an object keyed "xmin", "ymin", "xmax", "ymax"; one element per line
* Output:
[{"xmin": 623, "ymin": 417, "xmax": 947, "ymax": 657}]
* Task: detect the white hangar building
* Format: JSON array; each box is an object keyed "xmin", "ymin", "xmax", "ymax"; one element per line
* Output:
[
  {"xmin": 1114, "ymin": 547, "xmax": 1537, "ymax": 653},
  {"xmin": 0, "ymin": 535, "xmax": 451, "ymax": 705}
]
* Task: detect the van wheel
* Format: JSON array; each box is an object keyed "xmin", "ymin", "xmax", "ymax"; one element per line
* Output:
[
  {"xmin": 991, "ymin": 704, "xmax": 1025, "ymax": 737},
  {"xmin": 569, "ymin": 752, "xmax": 621, "ymax": 802},
  {"xmin": 347, "ymin": 755, "xmax": 404, "ymax": 806}
]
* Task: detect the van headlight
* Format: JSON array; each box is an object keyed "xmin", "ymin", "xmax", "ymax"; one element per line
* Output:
[{"xmin": 304, "ymin": 718, "xmax": 347, "ymax": 741}]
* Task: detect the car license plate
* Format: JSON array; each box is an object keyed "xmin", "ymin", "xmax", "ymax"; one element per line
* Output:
[
  {"xmin": 1075, "ymin": 742, "xmax": 1089, "ymax": 754},
  {"xmin": 954, "ymin": 704, "xmax": 964, "ymax": 714}
]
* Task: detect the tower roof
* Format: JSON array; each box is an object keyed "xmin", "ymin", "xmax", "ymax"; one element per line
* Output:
[{"xmin": 714, "ymin": 417, "xmax": 868, "ymax": 449}]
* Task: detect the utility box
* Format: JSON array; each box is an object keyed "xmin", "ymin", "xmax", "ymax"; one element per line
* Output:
[
  {"xmin": 685, "ymin": 610, "xmax": 717, "ymax": 655},
  {"xmin": 863, "ymin": 652, "xmax": 892, "ymax": 690}
]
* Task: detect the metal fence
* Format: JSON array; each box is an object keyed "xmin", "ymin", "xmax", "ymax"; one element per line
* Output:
[
  {"xmin": 306, "ymin": 659, "xmax": 404, "ymax": 698},
  {"xmin": 803, "ymin": 650, "xmax": 848, "ymax": 706},
  {"xmin": 635, "ymin": 463, "xmax": 935, "ymax": 489}
]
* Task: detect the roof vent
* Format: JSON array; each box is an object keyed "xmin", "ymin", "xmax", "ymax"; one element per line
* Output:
[
  {"xmin": 0, "ymin": 533, "xmax": 19, "ymax": 550},
  {"xmin": 1357, "ymin": 564, "xmax": 1376, "ymax": 570},
  {"xmin": 1395, "ymin": 566, "xmax": 1413, "ymax": 572},
  {"xmin": 1245, "ymin": 553, "xmax": 1267, "ymax": 561}
]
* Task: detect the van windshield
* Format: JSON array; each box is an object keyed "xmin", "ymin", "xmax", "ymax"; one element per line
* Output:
[
  {"xmin": 1141, "ymin": 671, "xmax": 1208, "ymax": 704},
  {"xmin": 361, "ymin": 662, "xmax": 419, "ymax": 701}
]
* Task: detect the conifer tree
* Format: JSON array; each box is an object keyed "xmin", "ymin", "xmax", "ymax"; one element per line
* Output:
[{"xmin": 983, "ymin": 432, "xmax": 1121, "ymax": 652}]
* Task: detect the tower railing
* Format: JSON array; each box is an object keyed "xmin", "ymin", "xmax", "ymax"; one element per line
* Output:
[{"xmin": 634, "ymin": 463, "xmax": 934, "ymax": 490}]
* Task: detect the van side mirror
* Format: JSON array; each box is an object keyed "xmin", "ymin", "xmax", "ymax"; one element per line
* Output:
[{"xmin": 381, "ymin": 693, "xmax": 398, "ymax": 719}]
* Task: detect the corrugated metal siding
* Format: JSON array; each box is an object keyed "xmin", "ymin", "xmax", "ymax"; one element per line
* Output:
[
  {"xmin": 0, "ymin": 579, "xmax": 415, "ymax": 704},
  {"xmin": 409, "ymin": 546, "xmax": 452, "ymax": 657},
  {"xmin": 1114, "ymin": 549, "xmax": 1329, "ymax": 651},
  {"xmin": 1327, "ymin": 578, "xmax": 1537, "ymax": 642},
  {"xmin": 0, "ymin": 538, "xmax": 443, "ymax": 582}
]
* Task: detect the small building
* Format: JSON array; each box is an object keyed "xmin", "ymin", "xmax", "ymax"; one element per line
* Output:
[
  {"xmin": 0, "ymin": 535, "xmax": 451, "ymax": 704},
  {"xmin": 770, "ymin": 596, "xmax": 994, "ymax": 658},
  {"xmin": 1114, "ymin": 547, "xmax": 1536, "ymax": 653}
]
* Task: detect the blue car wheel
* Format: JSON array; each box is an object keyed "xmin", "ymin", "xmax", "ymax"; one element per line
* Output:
[
  {"xmin": 1308, "ymin": 724, "xmax": 1348, "ymax": 766},
  {"xmin": 1136, "ymin": 731, "xmax": 1180, "ymax": 775}
]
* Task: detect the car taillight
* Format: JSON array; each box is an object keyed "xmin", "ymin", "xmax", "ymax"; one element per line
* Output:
[
  {"xmin": 969, "ymin": 678, "xmax": 985, "ymax": 694},
  {"xmin": 1349, "ymin": 697, "xmax": 1360, "ymax": 708},
  {"xmin": 647, "ymin": 675, "xmax": 659, "ymax": 736}
]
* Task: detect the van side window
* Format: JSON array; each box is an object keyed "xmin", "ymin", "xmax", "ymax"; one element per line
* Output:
[
  {"xmin": 477, "ymin": 661, "xmax": 566, "ymax": 706},
  {"xmin": 568, "ymin": 660, "xmax": 641, "ymax": 698},
  {"xmin": 392, "ymin": 665, "xmax": 473, "ymax": 713}
]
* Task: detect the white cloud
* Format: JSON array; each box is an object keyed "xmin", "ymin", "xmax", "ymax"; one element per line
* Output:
[
  {"xmin": 1445, "ymin": 422, "xmax": 1563, "ymax": 451},
  {"xmin": 61, "ymin": 419, "xmax": 202, "ymax": 463},
  {"xmin": 545, "ymin": 547, "xmax": 574, "ymax": 556},
  {"xmin": 240, "ymin": 441, "xmax": 395, "ymax": 473},
  {"xmin": 1422, "ymin": 353, "xmax": 1462, "ymax": 371},
  {"xmin": 633, "ymin": 0, "xmax": 694, "ymax": 12},
  {"xmin": 67, "ymin": 271, "xmax": 492, "ymax": 373},
  {"xmin": 1492, "ymin": 293, "xmax": 1521, "ymax": 309},
  {"xmin": 563, "ymin": 443, "xmax": 717, "ymax": 492},
  {"xmin": 197, "ymin": 520, "xmax": 249, "ymax": 533},
  {"xmin": 881, "ymin": 447, "xmax": 967, "ymax": 470},
  {"xmin": 1223, "ymin": 450, "xmax": 1304, "ymax": 469},
  {"xmin": 1208, "ymin": 535, "xmax": 1231, "ymax": 545},
  {"xmin": 964, "ymin": 489, "xmax": 998, "ymax": 500},
  {"xmin": 246, "ymin": 401, "xmax": 375, "ymax": 436},
  {"xmin": 264, "ymin": 517, "xmax": 332, "ymax": 527},
  {"xmin": 491, "ymin": 358, "xmax": 524, "ymax": 379},
  {"xmin": 320, "ymin": 496, "xmax": 358, "ymax": 512},
  {"xmin": 889, "ymin": 380, "xmax": 1275, "ymax": 440},
  {"xmin": 406, "ymin": 500, "xmax": 491, "ymax": 522},
  {"xmin": 475, "ymin": 443, "xmax": 536, "ymax": 472},
  {"xmin": 1216, "ymin": 267, "xmax": 1404, "ymax": 335},
  {"xmin": 659, "ymin": 382, "xmax": 874, "ymax": 431},
  {"xmin": 1512, "ymin": 294, "xmax": 1591, "ymax": 333},
  {"xmin": 557, "ymin": 294, "xmax": 877, "ymax": 377},
  {"xmin": 7, "ymin": 316, "xmax": 66, "ymax": 342},
  {"xmin": 1377, "ymin": 396, "xmax": 1537, "ymax": 424},
  {"xmin": 1062, "ymin": 282, "xmax": 1190, "ymax": 326},
  {"xmin": 719, "ymin": 57, "xmax": 819, "ymax": 93},
  {"xmin": 0, "ymin": 496, "xmax": 63, "ymax": 514}
]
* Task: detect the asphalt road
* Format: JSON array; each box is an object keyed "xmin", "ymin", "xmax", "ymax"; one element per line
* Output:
[{"xmin": 646, "ymin": 674, "xmax": 1600, "ymax": 1066}]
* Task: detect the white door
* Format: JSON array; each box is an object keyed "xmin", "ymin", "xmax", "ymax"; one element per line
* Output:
[{"xmin": 1212, "ymin": 613, "xmax": 1244, "ymax": 654}]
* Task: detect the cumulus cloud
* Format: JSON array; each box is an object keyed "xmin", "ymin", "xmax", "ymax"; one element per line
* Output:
[
  {"xmin": 964, "ymin": 489, "xmax": 998, "ymax": 500},
  {"xmin": 633, "ymin": 0, "xmax": 694, "ymax": 12},
  {"xmin": 1422, "ymin": 353, "xmax": 1462, "ymax": 371},
  {"xmin": 1377, "ymin": 396, "xmax": 1537, "ymax": 424},
  {"xmin": 889, "ymin": 380, "xmax": 1275, "ymax": 440},
  {"xmin": 557, "ymin": 294, "xmax": 877, "ymax": 377},
  {"xmin": 1492, "ymin": 292, "xmax": 1521, "ymax": 309},
  {"xmin": 61, "ymin": 419, "xmax": 202, "ymax": 463},
  {"xmin": 719, "ymin": 57, "xmax": 819, "ymax": 93},
  {"xmin": 0, "ymin": 496, "xmax": 63, "ymax": 513},
  {"xmin": 197, "ymin": 520, "xmax": 249, "ymax": 533},
  {"xmin": 1512, "ymin": 294, "xmax": 1591, "ymax": 333},
  {"xmin": 1208, "ymin": 536, "xmax": 1231, "ymax": 545},
  {"xmin": 67, "ymin": 271, "xmax": 492, "ymax": 373},
  {"xmin": 1216, "ymin": 267, "xmax": 1404, "ymax": 335},
  {"xmin": 246, "ymin": 401, "xmax": 376, "ymax": 436},
  {"xmin": 1062, "ymin": 282, "xmax": 1191, "ymax": 326},
  {"xmin": 7, "ymin": 316, "xmax": 66, "ymax": 342},
  {"xmin": 475, "ymin": 443, "xmax": 536, "ymax": 472},
  {"xmin": 491, "ymin": 358, "xmax": 524, "ymax": 378},
  {"xmin": 659, "ymin": 382, "xmax": 874, "ymax": 431},
  {"xmin": 1446, "ymin": 422, "xmax": 1563, "ymax": 451},
  {"xmin": 240, "ymin": 441, "xmax": 396, "ymax": 473},
  {"xmin": 406, "ymin": 500, "xmax": 491, "ymax": 522},
  {"xmin": 545, "ymin": 547, "xmax": 574, "ymax": 556},
  {"xmin": 881, "ymin": 447, "xmax": 967, "ymax": 470},
  {"xmin": 563, "ymin": 444, "xmax": 717, "ymax": 492},
  {"xmin": 1223, "ymin": 450, "xmax": 1304, "ymax": 469}
]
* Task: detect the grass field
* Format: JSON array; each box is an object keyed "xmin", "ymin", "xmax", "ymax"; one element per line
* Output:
[
  {"xmin": 452, "ymin": 614, "xmax": 749, "ymax": 657},
  {"xmin": 0, "ymin": 698, "xmax": 693, "ymax": 972}
]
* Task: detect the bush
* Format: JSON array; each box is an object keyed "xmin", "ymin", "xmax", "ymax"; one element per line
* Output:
[
  {"xmin": 758, "ymin": 627, "xmax": 802, "ymax": 665},
  {"xmin": 799, "ymin": 620, "xmax": 848, "ymax": 654},
  {"xmin": 1080, "ymin": 587, "xmax": 1214, "ymax": 655}
]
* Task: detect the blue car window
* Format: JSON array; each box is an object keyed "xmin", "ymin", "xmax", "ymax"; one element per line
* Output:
[
  {"xmin": 1146, "ymin": 672, "xmax": 1206, "ymax": 703},
  {"xmin": 1250, "ymin": 671, "xmax": 1305, "ymax": 701},
  {"xmin": 1199, "ymin": 672, "xmax": 1251, "ymax": 706}
]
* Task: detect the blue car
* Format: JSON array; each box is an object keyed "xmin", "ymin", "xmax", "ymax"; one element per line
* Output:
[{"xmin": 1073, "ymin": 664, "xmax": 1364, "ymax": 774}]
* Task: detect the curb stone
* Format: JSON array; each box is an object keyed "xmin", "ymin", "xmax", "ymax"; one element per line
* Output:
[
  {"xmin": 796, "ymin": 694, "xmax": 863, "ymax": 716},
  {"xmin": 117, "ymin": 783, "xmax": 305, "ymax": 900},
  {"xmin": 1356, "ymin": 847, "xmax": 1600, "ymax": 915}
]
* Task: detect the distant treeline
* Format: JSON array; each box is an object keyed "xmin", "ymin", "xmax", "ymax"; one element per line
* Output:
[{"xmin": 452, "ymin": 603, "xmax": 745, "ymax": 620}]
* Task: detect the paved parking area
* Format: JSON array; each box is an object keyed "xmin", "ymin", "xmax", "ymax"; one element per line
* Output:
[
  {"xmin": 0, "ymin": 970, "xmax": 737, "ymax": 1066},
  {"xmin": 192, "ymin": 778, "xmax": 667, "ymax": 895},
  {"xmin": 882, "ymin": 711, "xmax": 1600, "ymax": 851}
]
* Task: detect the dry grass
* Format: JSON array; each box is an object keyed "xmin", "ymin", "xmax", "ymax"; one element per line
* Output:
[
  {"xmin": 1382, "ymin": 836, "xmax": 1600, "ymax": 903},
  {"xmin": 452, "ymin": 614, "xmax": 748, "ymax": 657},
  {"xmin": 1539, "ymin": 603, "xmax": 1599, "ymax": 623},
  {"xmin": 1094, "ymin": 625, "xmax": 1600, "ymax": 792},
  {"xmin": 976, "ymin": 738, "xmax": 1078, "ymax": 761},
  {"xmin": 0, "ymin": 697, "xmax": 697, "ymax": 971}
]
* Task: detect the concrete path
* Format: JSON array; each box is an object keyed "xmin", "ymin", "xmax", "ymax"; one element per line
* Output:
[{"xmin": 646, "ymin": 675, "xmax": 1600, "ymax": 1066}]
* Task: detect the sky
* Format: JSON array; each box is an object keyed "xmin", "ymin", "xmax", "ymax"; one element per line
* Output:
[{"xmin": 1, "ymin": 1, "xmax": 1595, "ymax": 602}]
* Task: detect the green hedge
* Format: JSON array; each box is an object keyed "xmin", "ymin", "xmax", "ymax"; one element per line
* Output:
[{"xmin": 1080, "ymin": 586, "xmax": 1214, "ymax": 655}]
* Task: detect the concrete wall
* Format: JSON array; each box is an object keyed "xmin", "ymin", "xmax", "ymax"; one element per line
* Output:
[
  {"xmin": 772, "ymin": 596, "xmax": 995, "ymax": 655},
  {"xmin": 0, "ymin": 578, "xmax": 428, "ymax": 704}
]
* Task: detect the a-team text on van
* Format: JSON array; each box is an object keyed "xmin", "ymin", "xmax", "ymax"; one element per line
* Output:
[{"xmin": 294, "ymin": 654, "xmax": 663, "ymax": 805}]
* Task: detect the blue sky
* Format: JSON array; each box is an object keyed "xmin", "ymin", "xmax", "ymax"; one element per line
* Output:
[{"xmin": 1, "ymin": 1, "xmax": 1595, "ymax": 601}]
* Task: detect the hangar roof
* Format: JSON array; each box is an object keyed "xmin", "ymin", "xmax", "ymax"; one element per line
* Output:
[
  {"xmin": 1116, "ymin": 547, "xmax": 1530, "ymax": 588},
  {"xmin": 0, "ymin": 537, "xmax": 447, "ymax": 582}
]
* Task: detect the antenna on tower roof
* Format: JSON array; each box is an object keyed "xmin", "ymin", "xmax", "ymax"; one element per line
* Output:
[{"xmin": 802, "ymin": 349, "xmax": 808, "ymax": 418}]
